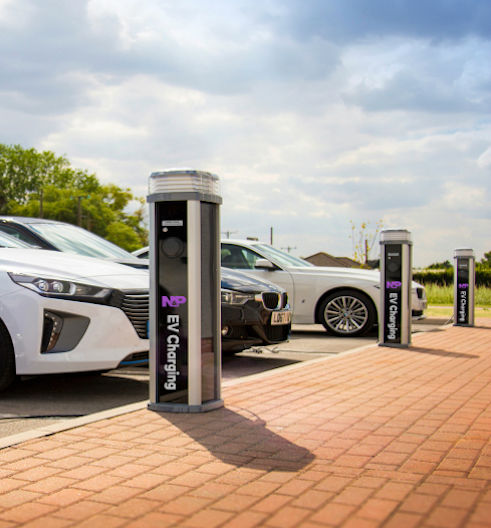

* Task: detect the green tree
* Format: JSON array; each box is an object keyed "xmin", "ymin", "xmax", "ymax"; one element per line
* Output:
[
  {"xmin": 427, "ymin": 260, "xmax": 452, "ymax": 269},
  {"xmin": 1, "ymin": 144, "xmax": 148, "ymax": 251},
  {"xmin": 481, "ymin": 251, "xmax": 491, "ymax": 268}
]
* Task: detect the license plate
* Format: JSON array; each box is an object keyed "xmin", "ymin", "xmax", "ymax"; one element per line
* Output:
[{"xmin": 271, "ymin": 311, "xmax": 292, "ymax": 325}]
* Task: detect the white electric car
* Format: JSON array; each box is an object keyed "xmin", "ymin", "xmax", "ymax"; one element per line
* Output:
[
  {"xmin": 0, "ymin": 233, "xmax": 149, "ymax": 391},
  {"xmin": 221, "ymin": 240, "xmax": 427, "ymax": 337}
]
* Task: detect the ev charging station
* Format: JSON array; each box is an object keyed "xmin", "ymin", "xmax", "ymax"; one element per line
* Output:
[
  {"xmin": 147, "ymin": 169, "xmax": 223, "ymax": 413},
  {"xmin": 453, "ymin": 248, "xmax": 475, "ymax": 327},
  {"xmin": 379, "ymin": 229, "xmax": 412, "ymax": 348}
]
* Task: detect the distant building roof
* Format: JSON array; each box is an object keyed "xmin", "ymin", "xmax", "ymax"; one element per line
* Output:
[{"xmin": 304, "ymin": 252, "xmax": 362, "ymax": 268}]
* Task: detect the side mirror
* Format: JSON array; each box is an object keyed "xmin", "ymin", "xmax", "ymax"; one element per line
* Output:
[{"xmin": 255, "ymin": 258, "xmax": 275, "ymax": 270}]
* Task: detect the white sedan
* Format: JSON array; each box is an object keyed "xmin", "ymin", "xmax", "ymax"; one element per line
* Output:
[
  {"xmin": 221, "ymin": 240, "xmax": 427, "ymax": 337},
  {"xmin": 0, "ymin": 234, "xmax": 149, "ymax": 391}
]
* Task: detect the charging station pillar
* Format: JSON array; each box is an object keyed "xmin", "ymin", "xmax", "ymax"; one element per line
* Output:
[
  {"xmin": 147, "ymin": 169, "xmax": 223, "ymax": 413},
  {"xmin": 379, "ymin": 229, "xmax": 412, "ymax": 348},
  {"xmin": 453, "ymin": 248, "xmax": 475, "ymax": 327}
]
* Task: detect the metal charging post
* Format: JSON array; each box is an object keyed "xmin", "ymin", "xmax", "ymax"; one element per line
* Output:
[
  {"xmin": 147, "ymin": 169, "xmax": 223, "ymax": 413},
  {"xmin": 379, "ymin": 229, "xmax": 412, "ymax": 347},
  {"xmin": 453, "ymin": 248, "xmax": 475, "ymax": 327}
]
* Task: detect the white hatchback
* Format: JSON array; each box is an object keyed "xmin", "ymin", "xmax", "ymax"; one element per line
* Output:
[
  {"xmin": 0, "ymin": 234, "xmax": 149, "ymax": 391},
  {"xmin": 221, "ymin": 240, "xmax": 427, "ymax": 337}
]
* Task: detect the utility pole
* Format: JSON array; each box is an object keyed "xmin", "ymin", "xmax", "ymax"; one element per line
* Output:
[
  {"xmin": 77, "ymin": 196, "xmax": 83, "ymax": 226},
  {"xmin": 221, "ymin": 230, "xmax": 237, "ymax": 239},
  {"xmin": 281, "ymin": 245, "xmax": 297, "ymax": 253},
  {"xmin": 270, "ymin": 227, "xmax": 273, "ymax": 245},
  {"xmin": 39, "ymin": 189, "xmax": 43, "ymax": 218}
]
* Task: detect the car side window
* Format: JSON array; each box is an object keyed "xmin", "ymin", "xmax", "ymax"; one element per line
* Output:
[
  {"xmin": 221, "ymin": 244, "xmax": 260, "ymax": 269},
  {"xmin": 0, "ymin": 225, "xmax": 35, "ymax": 245}
]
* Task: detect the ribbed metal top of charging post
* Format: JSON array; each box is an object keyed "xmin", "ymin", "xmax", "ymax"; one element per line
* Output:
[
  {"xmin": 454, "ymin": 248, "xmax": 474, "ymax": 258},
  {"xmin": 380, "ymin": 229, "xmax": 412, "ymax": 244},
  {"xmin": 148, "ymin": 169, "xmax": 222, "ymax": 204}
]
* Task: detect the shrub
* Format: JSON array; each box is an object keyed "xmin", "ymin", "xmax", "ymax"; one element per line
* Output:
[{"xmin": 413, "ymin": 268, "xmax": 491, "ymax": 288}]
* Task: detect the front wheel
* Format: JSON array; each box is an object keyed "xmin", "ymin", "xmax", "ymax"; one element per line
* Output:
[
  {"xmin": 0, "ymin": 322, "xmax": 16, "ymax": 392},
  {"xmin": 319, "ymin": 290, "xmax": 376, "ymax": 337}
]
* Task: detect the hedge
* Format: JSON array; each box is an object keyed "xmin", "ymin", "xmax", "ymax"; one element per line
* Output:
[{"xmin": 413, "ymin": 268, "xmax": 491, "ymax": 287}]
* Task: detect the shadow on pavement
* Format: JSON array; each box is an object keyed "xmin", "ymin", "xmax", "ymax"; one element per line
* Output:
[
  {"xmin": 0, "ymin": 371, "xmax": 148, "ymax": 418},
  {"xmin": 154, "ymin": 406, "xmax": 315, "ymax": 472}
]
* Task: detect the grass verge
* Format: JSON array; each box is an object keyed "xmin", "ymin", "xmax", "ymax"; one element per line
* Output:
[
  {"xmin": 425, "ymin": 305, "xmax": 491, "ymax": 319},
  {"xmin": 424, "ymin": 284, "xmax": 491, "ymax": 306}
]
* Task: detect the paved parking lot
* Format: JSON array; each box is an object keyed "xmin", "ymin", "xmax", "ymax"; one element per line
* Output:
[
  {"xmin": 0, "ymin": 321, "xmax": 439, "ymax": 439},
  {"xmin": 0, "ymin": 318, "xmax": 489, "ymax": 527}
]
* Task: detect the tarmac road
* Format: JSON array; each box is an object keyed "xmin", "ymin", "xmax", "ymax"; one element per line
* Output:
[{"xmin": 0, "ymin": 321, "xmax": 442, "ymax": 439}]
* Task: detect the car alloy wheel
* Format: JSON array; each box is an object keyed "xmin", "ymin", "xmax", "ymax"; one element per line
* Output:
[{"xmin": 319, "ymin": 290, "xmax": 375, "ymax": 337}]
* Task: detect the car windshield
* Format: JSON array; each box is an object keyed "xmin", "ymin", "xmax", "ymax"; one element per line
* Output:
[
  {"xmin": 0, "ymin": 232, "xmax": 32, "ymax": 248},
  {"xmin": 27, "ymin": 222, "xmax": 137, "ymax": 259},
  {"xmin": 253, "ymin": 243, "xmax": 314, "ymax": 268}
]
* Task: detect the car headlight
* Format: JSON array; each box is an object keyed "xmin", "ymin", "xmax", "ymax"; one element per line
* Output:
[
  {"xmin": 8, "ymin": 273, "xmax": 112, "ymax": 303},
  {"xmin": 221, "ymin": 289, "xmax": 256, "ymax": 305}
]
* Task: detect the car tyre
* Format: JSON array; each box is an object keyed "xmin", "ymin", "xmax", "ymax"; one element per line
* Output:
[
  {"xmin": 0, "ymin": 321, "xmax": 16, "ymax": 391},
  {"xmin": 319, "ymin": 290, "xmax": 375, "ymax": 337}
]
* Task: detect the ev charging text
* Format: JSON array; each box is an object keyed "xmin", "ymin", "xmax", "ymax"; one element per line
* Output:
[
  {"xmin": 164, "ymin": 314, "xmax": 180, "ymax": 390},
  {"xmin": 458, "ymin": 290, "xmax": 467, "ymax": 323},
  {"xmin": 387, "ymin": 292, "xmax": 399, "ymax": 340}
]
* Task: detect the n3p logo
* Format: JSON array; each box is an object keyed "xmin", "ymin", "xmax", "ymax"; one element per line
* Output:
[
  {"xmin": 386, "ymin": 281, "xmax": 402, "ymax": 289},
  {"xmin": 162, "ymin": 295, "xmax": 187, "ymax": 307}
]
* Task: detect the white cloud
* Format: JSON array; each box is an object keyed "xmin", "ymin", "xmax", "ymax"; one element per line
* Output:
[{"xmin": 1, "ymin": 0, "xmax": 491, "ymax": 266}]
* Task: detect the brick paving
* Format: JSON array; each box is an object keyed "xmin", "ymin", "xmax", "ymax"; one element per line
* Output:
[{"xmin": 1, "ymin": 320, "xmax": 490, "ymax": 527}]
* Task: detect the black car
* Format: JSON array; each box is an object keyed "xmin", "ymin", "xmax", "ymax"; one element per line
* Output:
[
  {"xmin": 0, "ymin": 217, "xmax": 291, "ymax": 353},
  {"xmin": 220, "ymin": 267, "xmax": 291, "ymax": 352},
  {"xmin": 133, "ymin": 247, "xmax": 291, "ymax": 353}
]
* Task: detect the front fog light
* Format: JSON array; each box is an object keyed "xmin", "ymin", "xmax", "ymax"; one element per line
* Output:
[
  {"xmin": 221, "ymin": 326, "xmax": 230, "ymax": 337},
  {"xmin": 41, "ymin": 311, "xmax": 63, "ymax": 353},
  {"xmin": 40, "ymin": 310, "xmax": 90, "ymax": 354}
]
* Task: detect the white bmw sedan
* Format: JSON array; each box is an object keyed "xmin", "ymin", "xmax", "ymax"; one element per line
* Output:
[
  {"xmin": 0, "ymin": 234, "xmax": 149, "ymax": 391},
  {"xmin": 221, "ymin": 240, "xmax": 427, "ymax": 337}
]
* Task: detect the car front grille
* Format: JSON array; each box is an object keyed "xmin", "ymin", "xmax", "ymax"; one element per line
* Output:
[
  {"xmin": 261, "ymin": 292, "xmax": 288, "ymax": 310},
  {"xmin": 120, "ymin": 290, "xmax": 149, "ymax": 339}
]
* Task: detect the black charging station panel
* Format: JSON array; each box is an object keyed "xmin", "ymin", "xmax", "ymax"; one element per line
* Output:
[
  {"xmin": 156, "ymin": 201, "xmax": 189, "ymax": 403},
  {"xmin": 383, "ymin": 243, "xmax": 402, "ymax": 344},
  {"xmin": 456, "ymin": 258, "xmax": 470, "ymax": 325}
]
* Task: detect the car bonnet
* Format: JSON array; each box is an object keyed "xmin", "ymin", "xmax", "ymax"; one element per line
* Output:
[
  {"xmin": 288, "ymin": 265, "xmax": 380, "ymax": 282},
  {"xmin": 221, "ymin": 267, "xmax": 284, "ymax": 294},
  {"xmin": 0, "ymin": 248, "xmax": 149, "ymax": 289}
]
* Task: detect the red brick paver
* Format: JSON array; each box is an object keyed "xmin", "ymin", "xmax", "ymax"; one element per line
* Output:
[{"xmin": 1, "ymin": 320, "xmax": 491, "ymax": 527}]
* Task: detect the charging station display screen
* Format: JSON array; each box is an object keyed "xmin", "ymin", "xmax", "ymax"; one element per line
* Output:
[
  {"xmin": 383, "ymin": 244, "xmax": 402, "ymax": 344},
  {"xmin": 456, "ymin": 258, "xmax": 470, "ymax": 325},
  {"xmin": 156, "ymin": 201, "xmax": 188, "ymax": 403}
]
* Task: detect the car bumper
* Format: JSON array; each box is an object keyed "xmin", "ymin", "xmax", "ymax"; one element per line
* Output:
[
  {"xmin": 412, "ymin": 286, "xmax": 427, "ymax": 317},
  {"xmin": 1, "ymin": 286, "xmax": 149, "ymax": 375},
  {"xmin": 221, "ymin": 302, "xmax": 291, "ymax": 353}
]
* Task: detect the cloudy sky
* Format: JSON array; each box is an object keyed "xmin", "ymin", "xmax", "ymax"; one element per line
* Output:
[{"xmin": 1, "ymin": 0, "xmax": 490, "ymax": 266}]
